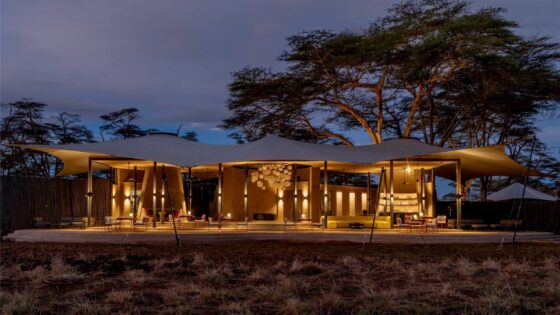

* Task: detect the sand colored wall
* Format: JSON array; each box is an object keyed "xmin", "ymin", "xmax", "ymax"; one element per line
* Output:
[
  {"xmin": 325, "ymin": 185, "xmax": 369, "ymax": 217},
  {"xmin": 221, "ymin": 166, "xmax": 322, "ymax": 222},
  {"xmin": 222, "ymin": 167, "xmax": 244, "ymax": 220},
  {"xmin": 110, "ymin": 166, "xmax": 186, "ymax": 220},
  {"xmin": 219, "ymin": 166, "xmax": 380, "ymax": 222}
]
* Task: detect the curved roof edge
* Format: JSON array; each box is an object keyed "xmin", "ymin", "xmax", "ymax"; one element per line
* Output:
[{"xmin": 9, "ymin": 134, "xmax": 537, "ymax": 180}]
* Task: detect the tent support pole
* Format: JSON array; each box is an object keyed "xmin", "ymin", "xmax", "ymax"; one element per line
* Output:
[
  {"xmin": 456, "ymin": 161, "xmax": 462, "ymax": 230},
  {"xmin": 86, "ymin": 158, "xmax": 92, "ymax": 227},
  {"xmin": 389, "ymin": 161, "xmax": 394, "ymax": 229},
  {"xmin": 513, "ymin": 137, "xmax": 537, "ymax": 244},
  {"xmin": 153, "ymin": 161, "xmax": 157, "ymax": 228},
  {"xmin": 323, "ymin": 161, "xmax": 328, "ymax": 228}
]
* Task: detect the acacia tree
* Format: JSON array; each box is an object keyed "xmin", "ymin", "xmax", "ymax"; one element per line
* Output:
[
  {"xmin": 0, "ymin": 99, "xmax": 93, "ymax": 176},
  {"xmin": 224, "ymin": 0, "xmax": 555, "ymax": 146},
  {"xmin": 99, "ymin": 107, "xmax": 155, "ymax": 140},
  {"xmin": 223, "ymin": 0, "xmax": 560, "ymax": 198}
]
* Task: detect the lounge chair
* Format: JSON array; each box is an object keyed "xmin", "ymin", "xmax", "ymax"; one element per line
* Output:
[
  {"xmin": 59, "ymin": 216, "xmax": 87, "ymax": 229},
  {"xmin": 104, "ymin": 216, "xmax": 118, "ymax": 231},
  {"xmin": 489, "ymin": 220, "xmax": 523, "ymax": 230},
  {"xmin": 32, "ymin": 217, "xmax": 52, "ymax": 228},
  {"xmin": 461, "ymin": 219, "xmax": 488, "ymax": 230},
  {"xmin": 284, "ymin": 217, "xmax": 296, "ymax": 231}
]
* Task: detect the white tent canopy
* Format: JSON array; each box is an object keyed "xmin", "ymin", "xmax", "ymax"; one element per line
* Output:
[
  {"xmin": 488, "ymin": 183, "xmax": 558, "ymax": 201},
  {"xmin": 12, "ymin": 133, "xmax": 535, "ymax": 180}
]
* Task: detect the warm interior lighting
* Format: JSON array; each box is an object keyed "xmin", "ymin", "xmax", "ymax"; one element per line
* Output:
[
  {"xmin": 187, "ymin": 210, "xmax": 191, "ymax": 215},
  {"xmin": 227, "ymin": 213, "xmax": 231, "ymax": 219},
  {"xmin": 406, "ymin": 165, "xmax": 412, "ymax": 173},
  {"xmin": 413, "ymin": 214, "xmax": 418, "ymax": 220},
  {"xmin": 301, "ymin": 214, "xmax": 306, "ymax": 219}
]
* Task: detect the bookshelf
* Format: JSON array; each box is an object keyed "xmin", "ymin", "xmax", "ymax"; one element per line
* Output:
[{"xmin": 377, "ymin": 193, "xmax": 419, "ymax": 213}]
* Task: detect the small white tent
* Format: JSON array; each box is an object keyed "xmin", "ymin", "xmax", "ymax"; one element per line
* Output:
[{"xmin": 487, "ymin": 183, "xmax": 558, "ymax": 201}]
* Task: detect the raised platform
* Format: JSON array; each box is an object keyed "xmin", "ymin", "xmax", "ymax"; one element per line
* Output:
[{"xmin": 4, "ymin": 228, "xmax": 560, "ymax": 244}]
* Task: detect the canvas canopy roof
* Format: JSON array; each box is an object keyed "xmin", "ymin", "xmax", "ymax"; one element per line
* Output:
[
  {"xmin": 487, "ymin": 183, "xmax": 558, "ymax": 201},
  {"xmin": 12, "ymin": 133, "xmax": 537, "ymax": 181}
]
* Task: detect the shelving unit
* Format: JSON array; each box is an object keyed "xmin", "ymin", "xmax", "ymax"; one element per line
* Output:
[{"xmin": 377, "ymin": 193, "xmax": 419, "ymax": 213}]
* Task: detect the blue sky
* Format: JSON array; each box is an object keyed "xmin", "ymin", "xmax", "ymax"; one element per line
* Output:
[{"xmin": 1, "ymin": 0, "xmax": 559, "ymax": 153}]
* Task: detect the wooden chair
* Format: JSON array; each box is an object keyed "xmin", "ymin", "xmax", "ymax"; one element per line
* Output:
[
  {"xmin": 426, "ymin": 217, "xmax": 437, "ymax": 232},
  {"xmin": 133, "ymin": 217, "xmax": 149, "ymax": 231},
  {"xmin": 436, "ymin": 215, "xmax": 447, "ymax": 229},
  {"xmin": 104, "ymin": 216, "xmax": 118, "ymax": 231},
  {"xmin": 395, "ymin": 217, "xmax": 410, "ymax": 231}
]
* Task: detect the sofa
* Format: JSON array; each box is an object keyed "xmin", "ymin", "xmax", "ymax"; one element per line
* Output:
[{"xmin": 326, "ymin": 215, "xmax": 391, "ymax": 229}]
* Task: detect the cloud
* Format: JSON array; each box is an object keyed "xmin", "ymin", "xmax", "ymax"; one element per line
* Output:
[{"xmin": 1, "ymin": 0, "xmax": 559, "ymax": 143}]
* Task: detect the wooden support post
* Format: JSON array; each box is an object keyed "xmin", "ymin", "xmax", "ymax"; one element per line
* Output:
[
  {"xmin": 86, "ymin": 158, "xmax": 93, "ymax": 227},
  {"xmin": 133, "ymin": 166, "xmax": 138, "ymax": 220},
  {"xmin": 420, "ymin": 168, "xmax": 425, "ymax": 216},
  {"xmin": 389, "ymin": 161, "xmax": 394, "ymax": 228},
  {"xmin": 293, "ymin": 164, "xmax": 297, "ymax": 222},
  {"xmin": 367, "ymin": 172, "xmax": 371, "ymax": 214},
  {"xmin": 323, "ymin": 161, "xmax": 328, "ymax": 227},
  {"xmin": 308, "ymin": 167, "xmax": 312, "ymax": 219},
  {"xmin": 188, "ymin": 167, "xmax": 192, "ymax": 215},
  {"xmin": 243, "ymin": 164, "xmax": 248, "ymax": 221},
  {"xmin": 383, "ymin": 167, "xmax": 388, "ymax": 214},
  {"xmin": 161, "ymin": 165, "xmax": 165, "ymax": 224},
  {"xmin": 218, "ymin": 163, "xmax": 222, "ymax": 222},
  {"xmin": 153, "ymin": 161, "xmax": 157, "ymax": 228},
  {"xmin": 456, "ymin": 160, "xmax": 462, "ymax": 230}
]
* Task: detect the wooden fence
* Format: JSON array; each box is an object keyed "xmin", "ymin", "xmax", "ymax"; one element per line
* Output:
[
  {"xmin": 0, "ymin": 176, "xmax": 111, "ymax": 234},
  {"xmin": 437, "ymin": 200, "xmax": 560, "ymax": 233}
]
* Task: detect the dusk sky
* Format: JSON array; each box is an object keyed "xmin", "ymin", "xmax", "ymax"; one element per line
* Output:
[{"xmin": 1, "ymin": 0, "xmax": 559, "ymax": 151}]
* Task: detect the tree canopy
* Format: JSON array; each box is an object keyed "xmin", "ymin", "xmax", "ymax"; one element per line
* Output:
[
  {"xmin": 222, "ymin": 0, "xmax": 560, "ymax": 197},
  {"xmin": 0, "ymin": 101, "xmax": 197, "ymax": 176}
]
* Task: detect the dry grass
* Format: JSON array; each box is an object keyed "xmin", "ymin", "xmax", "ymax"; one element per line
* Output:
[{"xmin": 1, "ymin": 241, "xmax": 560, "ymax": 314}]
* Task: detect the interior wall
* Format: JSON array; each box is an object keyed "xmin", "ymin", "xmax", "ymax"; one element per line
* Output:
[
  {"xmin": 123, "ymin": 166, "xmax": 186, "ymax": 220},
  {"xmin": 222, "ymin": 167, "xmax": 244, "ymax": 221},
  {"xmin": 310, "ymin": 167, "xmax": 321, "ymax": 222},
  {"xmin": 221, "ymin": 165, "xmax": 320, "ymax": 222},
  {"xmin": 325, "ymin": 184, "xmax": 369, "ymax": 216}
]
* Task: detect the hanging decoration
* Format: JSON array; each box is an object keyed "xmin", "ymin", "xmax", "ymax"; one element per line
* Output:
[{"xmin": 250, "ymin": 164, "xmax": 293, "ymax": 190}]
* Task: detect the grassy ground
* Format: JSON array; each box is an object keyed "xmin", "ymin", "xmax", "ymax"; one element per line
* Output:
[{"xmin": 1, "ymin": 241, "xmax": 560, "ymax": 314}]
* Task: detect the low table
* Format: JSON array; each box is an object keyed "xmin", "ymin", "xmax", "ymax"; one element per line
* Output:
[
  {"xmin": 115, "ymin": 217, "xmax": 133, "ymax": 231},
  {"xmin": 348, "ymin": 222, "xmax": 365, "ymax": 229}
]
